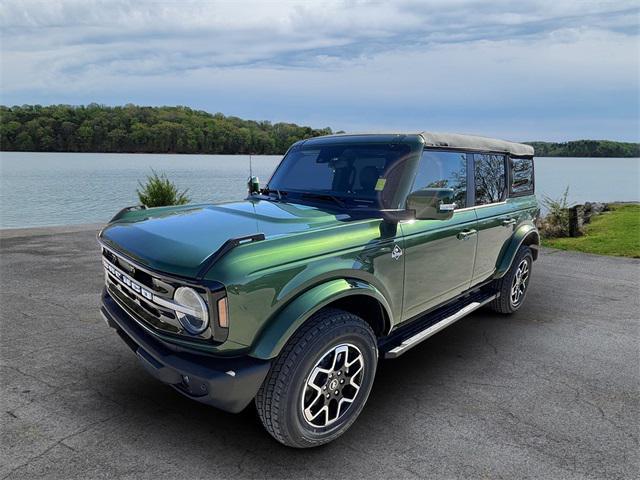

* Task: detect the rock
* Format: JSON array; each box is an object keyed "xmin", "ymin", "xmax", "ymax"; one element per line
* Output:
[
  {"xmin": 582, "ymin": 202, "xmax": 608, "ymax": 224},
  {"xmin": 539, "ymin": 201, "xmax": 610, "ymax": 239}
]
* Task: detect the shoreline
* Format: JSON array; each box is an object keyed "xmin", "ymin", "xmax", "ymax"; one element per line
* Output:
[
  {"xmin": 1, "ymin": 150, "xmax": 639, "ymax": 159},
  {"xmin": 0, "ymin": 151, "xmax": 282, "ymax": 157},
  {"xmin": 0, "ymin": 223, "xmax": 102, "ymax": 239}
]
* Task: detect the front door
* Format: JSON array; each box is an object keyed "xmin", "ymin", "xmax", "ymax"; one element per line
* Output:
[{"xmin": 400, "ymin": 150, "xmax": 477, "ymax": 322}]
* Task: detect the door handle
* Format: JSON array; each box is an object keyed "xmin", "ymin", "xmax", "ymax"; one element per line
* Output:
[
  {"xmin": 501, "ymin": 218, "xmax": 516, "ymax": 227},
  {"xmin": 457, "ymin": 229, "xmax": 477, "ymax": 240}
]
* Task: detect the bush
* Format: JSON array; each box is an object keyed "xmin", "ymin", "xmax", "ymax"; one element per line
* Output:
[
  {"xmin": 136, "ymin": 170, "xmax": 190, "ymax": 207},
  {"xmin": 538, "ymin": 186, "xmax": 573, "ymax": 238}
]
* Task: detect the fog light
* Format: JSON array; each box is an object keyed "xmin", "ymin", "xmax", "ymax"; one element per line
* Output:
[
  {"xmin": 217, "ymin": 297, "xmax": 229, "ymax": 328},
  {"xmin": 174, "ymin": 287, "xmax": 209, "ymax": 335}
]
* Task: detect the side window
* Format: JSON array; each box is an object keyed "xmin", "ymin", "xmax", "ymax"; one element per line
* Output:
[
  {"xmin": 474, "ymin": 154, "xmax": 506, "ymax": 205},
  {"xmin": 510, "ymin": 157, "xmax": 535, "ymax": 196},
  {"xmin": 412, "ymin": 150, "xmax": 467, "ymax": 208}
]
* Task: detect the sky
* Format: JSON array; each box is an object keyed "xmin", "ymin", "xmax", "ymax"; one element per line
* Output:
[{"xmin": 1, "ymin": 0, "xmax": 639, "ymax": 142}]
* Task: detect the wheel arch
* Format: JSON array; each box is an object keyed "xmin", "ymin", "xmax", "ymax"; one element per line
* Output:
[
  {"xmin": 494, "ymin": 222, "xmax": 539, "ymax": 279},
  {"xmin": 249, "ymin": 278, "xmax": 392, "ymax": 360}
]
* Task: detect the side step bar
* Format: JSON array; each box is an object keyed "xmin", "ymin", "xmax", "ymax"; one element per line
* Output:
[{"xmin": 384, "ymin": 293, "xmax": 497, "ymax": 359}]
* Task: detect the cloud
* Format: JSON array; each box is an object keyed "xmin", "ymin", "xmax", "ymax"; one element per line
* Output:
[{"xmin": 1, "ymin": 0, "xmax": 638, "ymax": 140}]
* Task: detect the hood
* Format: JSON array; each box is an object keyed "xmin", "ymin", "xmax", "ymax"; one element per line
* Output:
[{"xmin": 99, "ymin": 199, "xmax": 350, "ymax": 278}]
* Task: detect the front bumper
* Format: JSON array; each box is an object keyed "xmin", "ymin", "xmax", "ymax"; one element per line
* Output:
[{"xmin": 101, "ymin": 290, "xmax": 270, "ymax": 413}]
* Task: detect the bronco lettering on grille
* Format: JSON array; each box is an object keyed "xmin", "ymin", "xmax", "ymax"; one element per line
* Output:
[{"xmin": 103, "ymin": 259, "xmax": 153, "ymax": 301}]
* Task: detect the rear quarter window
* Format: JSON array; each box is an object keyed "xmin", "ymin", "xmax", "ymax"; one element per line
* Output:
[
  {"xmin": 474, "ymin": 153, "xmax": 507, "ymax": 205},
  {"xmin": 510, "ymin": 157, "xmax": 535, "ymax": 196}
]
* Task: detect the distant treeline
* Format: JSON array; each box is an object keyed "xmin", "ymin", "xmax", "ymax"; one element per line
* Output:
[
  {"xmin": 0, "ymin": 104, "xmax": 334, "ymax": 154},
  {"xmin": 1, "ymin": 104, "xmax": 638, "ymax": 157},
  {"xmin": 525, "ymin": 140, "xmax": 639, "ymax": 158}
]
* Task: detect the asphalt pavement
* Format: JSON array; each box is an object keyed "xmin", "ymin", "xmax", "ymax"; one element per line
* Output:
[{"xmin": 1, "ymin": 225, "xmax": 638, "ymax": 479}]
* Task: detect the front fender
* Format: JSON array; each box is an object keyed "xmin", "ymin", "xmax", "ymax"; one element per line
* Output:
[
  {"xmin": 249, "ymin": 278, "xmax": 392, "ymax": 360},
  {"xmin": 494, "ymin": 222, "xmax": 540, "ymax": 278}
]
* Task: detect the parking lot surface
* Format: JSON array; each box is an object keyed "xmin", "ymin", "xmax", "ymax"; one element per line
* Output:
[{"xmin": 1, "ymin": 226, "xmax": 638, "ymax": 479}]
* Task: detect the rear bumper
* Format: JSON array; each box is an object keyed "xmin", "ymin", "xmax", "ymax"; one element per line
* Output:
[{"xmin": 101, "ymin": 290, "xmax": 270, "ymax": 413}]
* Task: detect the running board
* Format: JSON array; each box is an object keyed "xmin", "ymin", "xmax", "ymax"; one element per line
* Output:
[{"xmin": 384, "ymin": 292, "xmax": 497, "ymax": 359}]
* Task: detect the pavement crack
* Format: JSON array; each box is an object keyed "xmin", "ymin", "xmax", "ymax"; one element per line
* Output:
[
  {"xmin": 3, "ymin": 333, "xmax": 115, "ymax": 361},
  {"xmin": 1, "ymin": 412, "xmax": 124, "ymax": 480},
  {"xmin": 482, "ymin": 330, "xmax": 498, "ymax": 355},
  {"xmin": 556, "ymin": 378, "xmax": 640, "ymax": 446},
  {"xmin": 0, "ymin": 364, "xmax": 56, "ymax": 389},
  {"xmin": 464, "ymin": 381, "xmax": 510, "ymax": 390}
]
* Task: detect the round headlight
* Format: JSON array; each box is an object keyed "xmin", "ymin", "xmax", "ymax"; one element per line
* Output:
[{"xmin": 174, "ymin": 287, "xmax": 209, "ymax": 335}]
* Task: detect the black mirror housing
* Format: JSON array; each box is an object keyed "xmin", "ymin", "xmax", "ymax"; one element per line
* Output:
[{"xmin": 406, "ymin": 188, "xmax": 456, "ymax": 220}]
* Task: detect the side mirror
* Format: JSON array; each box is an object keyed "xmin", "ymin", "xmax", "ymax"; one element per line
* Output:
[
  {"xmin": 406, "ymin": 188, "xmax": 457, "ymax": 220},
  {"xmin": 247, "ymin": 176, "xmax": 260, "ymax": 195}
]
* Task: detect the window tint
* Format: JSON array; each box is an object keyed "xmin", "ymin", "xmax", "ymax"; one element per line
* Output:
[
  {"xmin": 510, "ymin": 157, "xmax": 535, "ymax": 195},
  {"xmin": 474, "ymin": 154, "xmax": 506, "ymax": 205},
  {"xmin": 268, "ymin": 142, "xmax": 416, "ymax": 209},
  {"xmin": 272, "ymin": 149, "xmax": 334, "ymax": 190},
  {"xmin": 412, "ymin": 150, "xmax": 467, "ymax": 208}
]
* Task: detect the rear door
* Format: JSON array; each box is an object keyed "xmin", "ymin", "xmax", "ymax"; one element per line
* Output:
[
  {"xmin": 470, "ymin": 153, "xmax": 513, "ymax": 283},
  {"xmin": 399, "ymin": 149, "xmax": 478, "ymax": 321}
]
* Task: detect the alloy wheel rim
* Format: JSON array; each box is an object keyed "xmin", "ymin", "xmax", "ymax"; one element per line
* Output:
[
  {"xmin": 301, "ymin": 343, "xmax": 365, "ymax": 428},
  {"xmin": 510, "ymin": 259, "xmax": 530, "ymax": 306}
]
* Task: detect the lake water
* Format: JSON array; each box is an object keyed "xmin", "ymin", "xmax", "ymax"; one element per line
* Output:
[{"xmin": 0, "ymin": 152, "xmax": 638, "ymax": 229}]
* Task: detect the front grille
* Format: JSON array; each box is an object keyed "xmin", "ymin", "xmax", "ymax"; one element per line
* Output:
[
  {"xmin": 107, "ymin": 282, "xmax": 180, "ymax": 334},
  {"xmin": 102, "ymin": 248, "xmax": 217, "ymax": 342}
]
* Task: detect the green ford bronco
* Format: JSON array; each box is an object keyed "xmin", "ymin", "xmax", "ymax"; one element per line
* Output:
[{"xmin": 99, "ymin": 132, "xmax": 539, "ymax": 447}]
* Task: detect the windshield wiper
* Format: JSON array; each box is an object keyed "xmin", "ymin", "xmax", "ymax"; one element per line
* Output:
[
  {"xmin": 300, "ymin": 192, "xmax": 347, "ymax": 209},
  {"xmin": 264, "ymin": 188, "xmax": 288, "ymax": 201},
  {"xmin": 263, "ymin": 189, "xmax": 348, "ymax": 209}
]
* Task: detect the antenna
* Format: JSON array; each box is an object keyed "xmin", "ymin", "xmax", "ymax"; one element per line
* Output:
[{"xmin": 247, "ymin": 153, "xmax": 259, "ymax": 195}]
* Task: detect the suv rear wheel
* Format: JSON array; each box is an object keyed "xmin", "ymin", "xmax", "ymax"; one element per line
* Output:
[
  {"xmin": 490, "ymin": 245, "xmax": 533, "ymax": 314},
  {"xmin": 255, "ymin": 308, "xmax": 378, "ymax": 448}
]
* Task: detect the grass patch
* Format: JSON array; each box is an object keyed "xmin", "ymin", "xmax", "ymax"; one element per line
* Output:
[{"xmin": 542, "ymin": 204, "xmax": 640, "ymax": 258}]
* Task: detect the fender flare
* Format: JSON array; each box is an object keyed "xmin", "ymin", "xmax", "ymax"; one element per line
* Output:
[
  {"xmin": 494, "ymin": 222, "xmax": 540, "ymax": 279},
  {"xmin": 249, "ymin": 278, "xmax": 392, "ymax": 360}
]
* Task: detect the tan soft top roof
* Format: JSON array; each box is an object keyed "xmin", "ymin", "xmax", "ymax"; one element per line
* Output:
[{"xmin": 420, "ymin": 132, "xmax": 534, "ymax": 157}]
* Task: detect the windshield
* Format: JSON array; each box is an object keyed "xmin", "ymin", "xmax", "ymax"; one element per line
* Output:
[{"xmin": 267, "ymin": 142, "xmax": 418, "ymax": 209}]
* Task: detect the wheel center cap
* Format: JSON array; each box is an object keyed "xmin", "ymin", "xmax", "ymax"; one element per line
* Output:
[{"xmin": 329, "ymin": 379, "xmax": 339, "ymax": 390}]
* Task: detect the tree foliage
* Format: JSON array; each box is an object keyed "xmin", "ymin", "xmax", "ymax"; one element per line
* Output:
[
  {"xmin": 526, "ymin": 140, "xmax": 639, "ymax": 158},
  {"xmin": 1, "ymin": 104, "xmax": 637, "ymax": 157},
  {"xmin": 137, "ymin": 169, "xmax": 190, "ymax": 207},
  {"xmin": 0, "ymin": 104, "xmax": 334, "ymax": 154}
]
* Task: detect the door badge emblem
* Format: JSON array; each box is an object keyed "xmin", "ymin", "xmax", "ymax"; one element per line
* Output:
[{"xmin": 391, "ymin": 245, "xmax": 403, "ymax": 260}]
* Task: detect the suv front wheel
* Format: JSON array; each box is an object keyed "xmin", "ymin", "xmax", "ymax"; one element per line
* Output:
[{"xmin": 255, "ymin": 308, "xmax": 378, "ymax": 448}]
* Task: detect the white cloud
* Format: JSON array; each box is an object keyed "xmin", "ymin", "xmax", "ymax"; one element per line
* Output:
[{"xmin": 0, "ymin": 0, "xmax": 638, "ymax": 140}]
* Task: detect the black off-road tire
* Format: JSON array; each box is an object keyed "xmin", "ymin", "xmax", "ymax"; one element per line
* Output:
[
  {"xmin": 489, "ymin": 246, "xmax": 533, "ymax": 314},
  {"xmin": 255, "ymin": 308, "xmax": 378, "ymax": 448}
]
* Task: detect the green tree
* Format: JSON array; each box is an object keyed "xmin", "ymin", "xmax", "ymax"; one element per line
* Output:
[
  {"xmin": 137, "ymin": 170, "xmax": 190, "ymax": 207},
  {"xmin": 2, "ymin": 104, "xmax": 637, "ymax": 157},
  {"xmin": 526, "ymin": 140, "xmax": 640, "ymax": 157}
]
